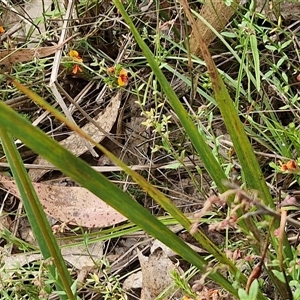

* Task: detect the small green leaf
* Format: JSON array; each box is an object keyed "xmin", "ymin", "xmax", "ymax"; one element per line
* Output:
[
  {"xmin": 248, "ymin": 279, "xmax": 259, "ymax": 299},
  {"xmin": 272, "ymin": 270, "xmax": 285, "ymax": 283},
  {"xmin": 238, "ymin": 288, "xmax": 250, "ymax": 300}
]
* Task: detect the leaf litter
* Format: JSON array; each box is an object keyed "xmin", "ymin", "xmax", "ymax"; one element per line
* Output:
[{"xmin": 0, "ymin": 173, "xmax": 127, "ymax": 228}]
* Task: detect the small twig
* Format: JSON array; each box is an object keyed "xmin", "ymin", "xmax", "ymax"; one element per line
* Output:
[
  {"xmin": 0, "ymin": 159, "xmax": 201, "ymax": 172},
  {"xmin": 50, "ymin": 0, "xmax": 75, "ymax": 85}
]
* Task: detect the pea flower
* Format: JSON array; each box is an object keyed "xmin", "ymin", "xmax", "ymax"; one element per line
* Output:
[
  {"xmin": 117, "ymin": 69, "xmax": 128, "ymax": 87},
  {"xmin": 0, "ymin": 26, "xmax": 4, "ymax": 33},
  {"xmin": 280, "ymin": 160, "xmax": 298, "ymax": 172},
  {"xmin": 106, "ymin": 66, "xmax": 129, "ymax": 87},
  {"xmin": 69, "ymin": 50, "xmax": 83, "ymax": 74}
]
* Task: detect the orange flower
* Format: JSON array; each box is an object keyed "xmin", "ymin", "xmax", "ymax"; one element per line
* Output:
[
  {"xmin": 280, "ymin": 160, "xmax": 298, "ymax": 172},
  {"xmin": 72, "ymin": 64, "xmax": 82, "ymax": 74},
  {"xmin": 0, "ymin": 26, "xmax": 4, "ymax": 34},
  {"xmin": 286, "ymin": 160, "xmax": 298, "ymax": 170},
  {"xmin": 118, "ymin": 69, "xmax": 128, "ymax": 87}
]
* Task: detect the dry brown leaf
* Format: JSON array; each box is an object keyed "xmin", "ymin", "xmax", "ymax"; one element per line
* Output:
[
  {"xmin": 123, "ymin": 271, "xmax": 143, "ymax": 290},
  {"xmin": 138, "ymin": 248, "xmax": 183, "ymax": 299},
  {"xmin": 0, "ymin": 174, "xmax": 127, "ymax": 228},
  {"xmin": 28, "ymin": 91, "xmax": 122, "ymax": 182},
  {"xmin": 0, "ymin": 35, "xmax": 75, "ymax": 65},
  {"xmin": 190, "ymin": 0, "xmax": 238, "ymax": 56},
  {"xmin": 0, "ymin": 46, "xmax": 60, "ymax": 65}
]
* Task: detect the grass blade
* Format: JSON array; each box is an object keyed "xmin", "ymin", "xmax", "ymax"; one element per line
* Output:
[
  {"xmin": 6, "ymin": 75, "xmax": 239, "ymax": 274},
  {"xmin": 0, "ymin": 129, "xmax": 76, "ymax": 300}
]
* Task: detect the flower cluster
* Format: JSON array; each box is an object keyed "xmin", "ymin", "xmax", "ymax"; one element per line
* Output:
[{"xmin": 280, "ymin": 159, "xmax": 298, "ymax": 172}]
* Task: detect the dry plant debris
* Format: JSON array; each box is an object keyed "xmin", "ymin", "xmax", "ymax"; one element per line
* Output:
[
  {"xmin": 0, "ymin": 35, "xmax": 77, "ymax": 65},
  {"xmin": 189, "ymin": 0, "xmax": 239, "ymax": 56},
  {"xmin": 138, "ymin": 247, "xmax": 183, "ymax": 299},
  {"xmin": 0, "ymin": 173, "xmax": 127, "ymax": 228}
]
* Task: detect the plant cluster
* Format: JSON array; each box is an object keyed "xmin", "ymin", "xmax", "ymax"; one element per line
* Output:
[{"xmin": 0, "ymin": 0, "xmax": 300, "ymax": 299}]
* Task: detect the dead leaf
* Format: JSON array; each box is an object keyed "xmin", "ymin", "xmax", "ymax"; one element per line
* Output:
[
  {"xmin": 28, "ymin": 91, "xmax": 122, "ymax": 182},
  {"xmin": 0, "ymin": 35, "xmax": 76, "ymax": 66},
  {"xmin": 123, "ymin": 271, "xmax": 143, "ymax": 290},
  {"xmin": 0, "ymin": 174, "xmax": 127, "ymax": 228},
  {"xmin": 138, "ymin": 247, "xmax": 183, "ymax": 299},
  {"xmin": 0, "ymin": 46, "xmax": 59, "ymax": 65},
  {"xmin": 1, "ymin": 239, "xmax": 103, "ymax": 284}
]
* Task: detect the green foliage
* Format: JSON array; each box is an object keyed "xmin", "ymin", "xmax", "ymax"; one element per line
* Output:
[
  {"xmin": 171, "ymin": 269, "xmax": 197, "ymax": 298},
  {"xmin": 238, "ymin": 279, "xmax": 258, "ymax": 300}
]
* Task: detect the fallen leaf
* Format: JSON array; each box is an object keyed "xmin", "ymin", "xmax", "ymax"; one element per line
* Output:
[
  {"xmin": 123, "ymin": 271, "xmax": 143, "ymax": 290},
  {"xmin": 28, "ymin": 91, "xmax": 122, "ymax": 181},
  {"xmin": 0, "ymin": 35, "xmax": 76, "ymax": 65},
  {"xmin": 0, "ymin": 174, "xmax": 127, "ymax": 228},
  {"xmin": 0, "ymin": 46, "xmax": 59, "ymax": 65},
  {"xmin": 138, "ymin": 247, "xmax": 183, "ymax": 299}
]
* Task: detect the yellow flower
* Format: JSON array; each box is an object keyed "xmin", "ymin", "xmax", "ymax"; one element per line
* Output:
[
  {"xmin": 68, "ymin": 50, "xmax": 83, "ymax": 74},
  {"xmin": 69, "ymin": 50, "xmax": 83, "ymax": 62},
  {"xmin": 0, "ymin": 26, "xmax": 4, "ymax": 34},
  {"xmin": 117, "ymin": 69, "xmax": 128, "ymax": 87}
]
